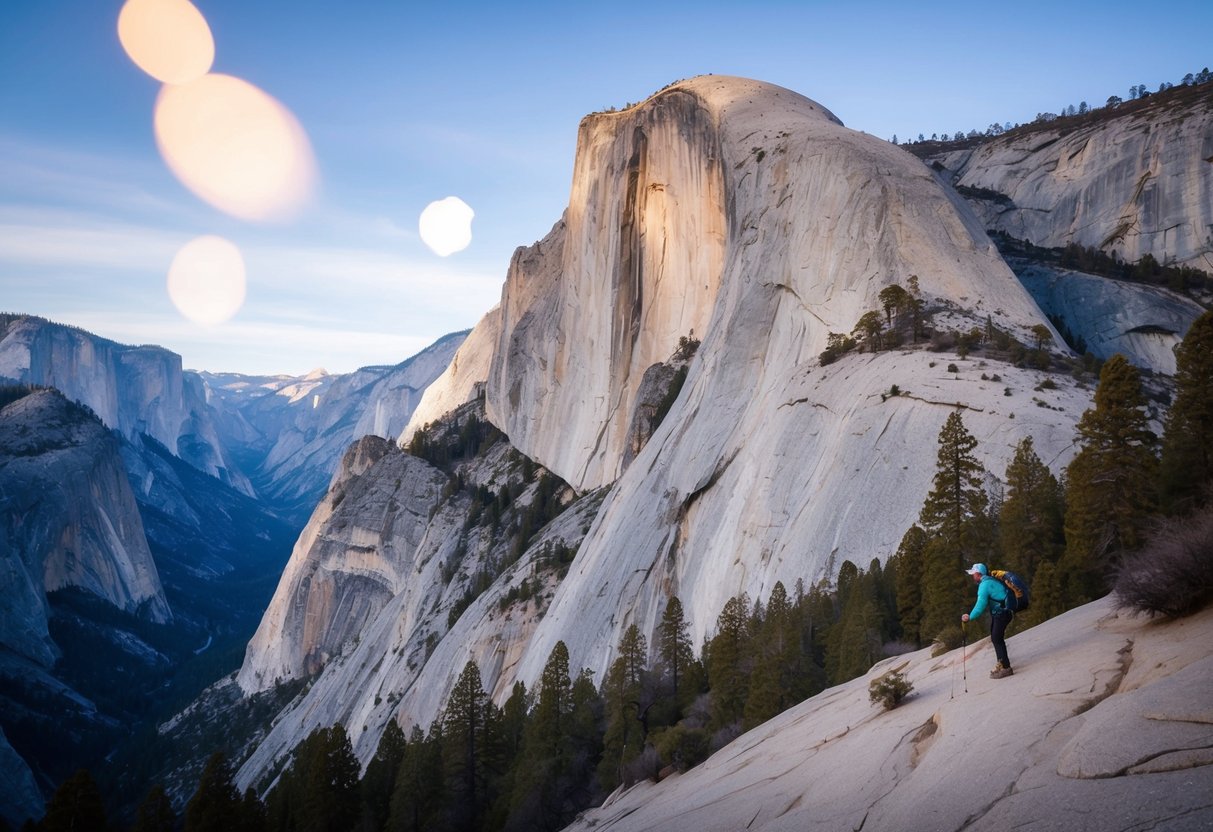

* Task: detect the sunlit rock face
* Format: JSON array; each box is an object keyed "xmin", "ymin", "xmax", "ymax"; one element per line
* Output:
[
  {"xmin": 0, "ymin": 391, "xmax": 170, "ymax": 668},
  {"xmin": 400, "ymin": 308, "xmax": 500, "ymax": 447},
  {"xmin": 479, "ymin": 75, "xmax": 1072, "ymax": 684},
  {"xmin": 930, "ymin": 90, "xmax": 1213, "ymax": 270},
  {"xmin": 486, "ymin": 77, "xmax": 1051, "ymax": 494},
  {"xmin": 236, "ymin": 76, "xmax": 1091, "ymax": 784},
  {"xmin": 0, "ymin": 315, "xmax": 253, "ymax": 496},
  {"xmin": 235, "ymin": 401, "xmax": 590, "ymax": 781}
]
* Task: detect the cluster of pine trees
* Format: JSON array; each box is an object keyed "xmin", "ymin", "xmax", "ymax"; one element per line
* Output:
[{"xmin": 29, "ymin": 312, "xmax": 1213, "ymax": 831}]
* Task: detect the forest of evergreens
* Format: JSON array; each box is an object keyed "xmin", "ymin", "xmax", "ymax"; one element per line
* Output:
[{"xmin": 22, "ymin": 310, "xmax": 1213, "ymax": 832}]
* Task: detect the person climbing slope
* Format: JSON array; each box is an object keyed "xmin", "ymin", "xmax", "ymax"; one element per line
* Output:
[{"xmin": 960, "ymin": 563, "xmax": 1013, "ymax": 678}]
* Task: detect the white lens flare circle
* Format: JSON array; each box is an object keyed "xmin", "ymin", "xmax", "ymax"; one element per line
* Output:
[
  {"xmin": 167, "ymin": 235, "xmax": 247, "ymax": 325},
  {"xmin": 419, "ymin": 197, "xmax": 474, "ymax": 256}
]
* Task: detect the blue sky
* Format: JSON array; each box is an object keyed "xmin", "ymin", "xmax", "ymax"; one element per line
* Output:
[{"xmin": 2, "ymin": 1, "xmax": 1210, "ymax": 375}]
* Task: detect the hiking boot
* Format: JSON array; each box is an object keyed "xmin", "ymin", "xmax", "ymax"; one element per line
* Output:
[{"xmin": 990, "ymin": 666, "xmax": 1014, "ymax": 679}]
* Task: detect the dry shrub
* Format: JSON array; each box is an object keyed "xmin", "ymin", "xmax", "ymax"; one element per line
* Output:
[
  {"xmin": 869, "ymin": 669, "xmax": 914, "ymax": 710},
  {"xmin": 1114, "ymin": 506, "xmax": 1213, "ymax": 618}
]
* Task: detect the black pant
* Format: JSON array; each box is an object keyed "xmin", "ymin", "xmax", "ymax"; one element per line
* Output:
[{"xmin": 990, "ymin": 611, "xmax": 1012, "ymax": 668}]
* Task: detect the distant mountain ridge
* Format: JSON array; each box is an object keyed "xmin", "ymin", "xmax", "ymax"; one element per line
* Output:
[
  {"xmin": 0, "ymin": 314, "xmax": 253, "ymax": 496},
  {"xmin": 202, "ymin": 330, "xmax": 468, "ymax": 524},
  {"xmin": 0, "ymin": 322, "xmax": 467, "ymax": 824}
]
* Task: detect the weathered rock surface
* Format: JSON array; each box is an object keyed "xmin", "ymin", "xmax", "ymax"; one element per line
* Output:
[
  {"xmin": 928, "ymin": 86, "xmax": 1213, "ymax": 271},
  {"xmin": 467, "ymin": 75, "xmax": 1079, "ymax": 689},
  {"xmin": 0, "ymin": 389, "xmax": 170, "ymax": 669},
  {"xmin": 399, "ymin": 308, "xmax": 500, "ymax": 447},
  {"xmin": 0, "ymin": 315, "xmax": 253, "ymax": 495},
  {"xmin": 485, "ymin": 76, "xmax": 1055, "ymax": 497},
  {"xmin": 0, "ymin": 727, "xmax": 42, "ymax": 829},
  {"xmin": 231, "ymin": 76, "xmax": 1095, "ymax": 788},
  {"xmin": 236, "ymin": 436, "xmax": 450, "ymax": 691},
  {"xmin": 566, "ymin": 598, "xmax": 1213, "ymax": 832},
  {"xmin": 235, "ymin": 402, "xmax": 588, "ymax": 782},
  {"xmin": 1010, "ymin": 260, "xmax": 1206, "ymax": 374}
]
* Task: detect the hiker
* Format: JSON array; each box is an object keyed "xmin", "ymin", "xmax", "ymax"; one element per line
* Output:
[{"xmin": 960, "ymin": 563, "xmax": 1013, "ymax": 679}]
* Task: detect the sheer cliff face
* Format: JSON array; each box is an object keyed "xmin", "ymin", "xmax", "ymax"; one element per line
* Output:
[
  {"xmin": 486, "ymin": 77, "xmax": 1049, "ymax": 494},
  {"xmin": 0, "ymin": 391, "xmax": 170, "ymax": 666},
  {"xmin": 931, "ymin": 89, "xmax": 1213, "ymax": 271},
  {"xmin": 237, "ymin": 435, "xmax": 449, "ymax": 692},
  {"xmin": 464, "ymin": 76, "xmax": 1072, "ymax": 690},
  {"xmin": 237, "ymin": 77, "xmax": 1086, "ymax": 783},
  {"xmin": 0, "ymin": 316, "xmax": 253, "ymax": 496},
  {"xmin": 486, "ymin": 89, "xmax": 730, "ymax": 492}
]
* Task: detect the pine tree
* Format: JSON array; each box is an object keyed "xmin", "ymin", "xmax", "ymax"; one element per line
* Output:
[
  {"xmin": 918, "ymin": 412, "xmax": 989, "ymax": 640},
  {"xmin": 707, "ymin": 595, "xmax": 751, "ymax": 730},
  {"xmin": 893, "ymin": 525, "xmax": 928, "ymax": 645},
  {"xmin": 442, "ymin": 660, "xmax": 496, "ymax": 826},
  {"xmin": 185, "ymin": 753, "xmax": 240, "ymax": 832},
  {"xmin": 999, "ymin": 436, "xmax": 1064, "ymax": 578},
  {"xmin": 1062, "ymin": 354, "xmax": 1158, "ymax": 602},
  {"xmin": 508, "ymin": 641, "xmax": 575, "ymax": 831},
  {"xmin": 302, "ymin": 726, "xmax": 361, "ymax": 832},
  {"xmin": 239, "ymin": 787, "xmax": 266, "ymax": 832},
  {"xmin": 41, "ymin": 769, "xmax": 107, "ymax": 832},
  {"xmin": 1160, "ymin": 311, "xmax": 1213, "ymax": 511},
  {"xmin": 599, "ymin": 626, "xmax": 649, "ymax": 791},
  {"xmin": 1021, "ymin": 560, "xmax": 1063, "ymax": 627},
  {"xmin": 133, "ymin": 784, "xmax": 176, "ymax": 832},
  {"xmin": 742, "ymin": 582, "xmax": 797, "ymax": 728},
  {"xmin": 826, "ymin": 569, "xmax": 884, "ymax": 683},
  {"xmin": 361, "ymin": 720, "xmax": 406, "ymax": 832},
  {"xmin": 388, "ymin": 726, "xmax": 443, "ymax": 832},
  {"xmin": 656, "ymin": 596, "xmax": 693, "ymax": 703}
]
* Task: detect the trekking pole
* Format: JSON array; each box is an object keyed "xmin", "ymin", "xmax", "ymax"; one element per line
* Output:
[{"xmin": 962, "ymin": 621, "xmax": 968, "ymax": 693}]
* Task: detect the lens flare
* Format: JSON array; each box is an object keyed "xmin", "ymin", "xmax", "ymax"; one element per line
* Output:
[
  {"xmin": 167, "ymin": 235, "xmax": 247, "ymax": 325},
  {"xmin": 118, "ymin": 0, "xmax": 214, "ymax": 85},
  {"xmin": 154, "ymin": 74, "xmax": 317, "ymax": 221},
  {"xmin": 419, "ymin": 197, "xmax": 475, "ymax": 256}
]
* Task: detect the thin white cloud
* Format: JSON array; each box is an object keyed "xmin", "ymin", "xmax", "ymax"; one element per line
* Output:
[
  {"xmin": 0, "ymin": 134, "xmax": 190, "ymax": 221},
  {"xmin": 0, "ymin": 210, "xmax": 186, "ymax": 271}
]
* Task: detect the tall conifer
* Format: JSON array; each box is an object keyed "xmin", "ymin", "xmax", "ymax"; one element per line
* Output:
[
  {"xmin": 999, "ymin": 436, "xmax": 1064, "ymax": 578},
  {"xmin": 656, "ymin": 596, "xmax": 693, "ymax": 703},
  {"xmin": 1062, "ymin": 354, "xmax": 1157, "ymax": 602},
  {"xmin": 893, "ymin": 525, "xmax": 928, "ymax": 645},
  {"xmin": 185, "ymin": 753, "xmax": 240, "ymax": 832},
  {"xmin": 442, "ymin": 660, "xmax": 496, "ymax": 827},
  {"xmin": 599, "ymin": 626, "xmax": 649, "ymax": 791},
  {"xmin": 1160, "ymin": 311, "xmax": 1213, "ymax": 511},
  {"xmin": 707, "ymin": 596, "xmax": 751, "ymax": 730},
  {"xmin": 42, "ymin": 769, "xmax": 107, "ymax": 832},
  {"xmin": 918, "ymin": 412, "xmax": 989, "ymax": 640},
  {"xmin": 361, "ymin": 720, "xmax": 406, "ymax": 831}
]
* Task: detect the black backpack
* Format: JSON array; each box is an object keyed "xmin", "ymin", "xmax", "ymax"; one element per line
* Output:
[{"xmin": 989, "ymin": 569, "xmax": 1031, "ymax": 612}]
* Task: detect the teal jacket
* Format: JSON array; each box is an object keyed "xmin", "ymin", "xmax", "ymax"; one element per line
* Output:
[{"xmin": 969, "ymin": 575, "xmax": 1009, "ymax": 619}]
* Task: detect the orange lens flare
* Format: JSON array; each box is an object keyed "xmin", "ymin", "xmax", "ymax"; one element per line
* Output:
[
  {"xmin": 154, "ymin": 74, "xmax": 317, "ymax": 222},
  {"xmin": 118, "ymin": 0, "xmax": 214, "ymax": 85}
]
